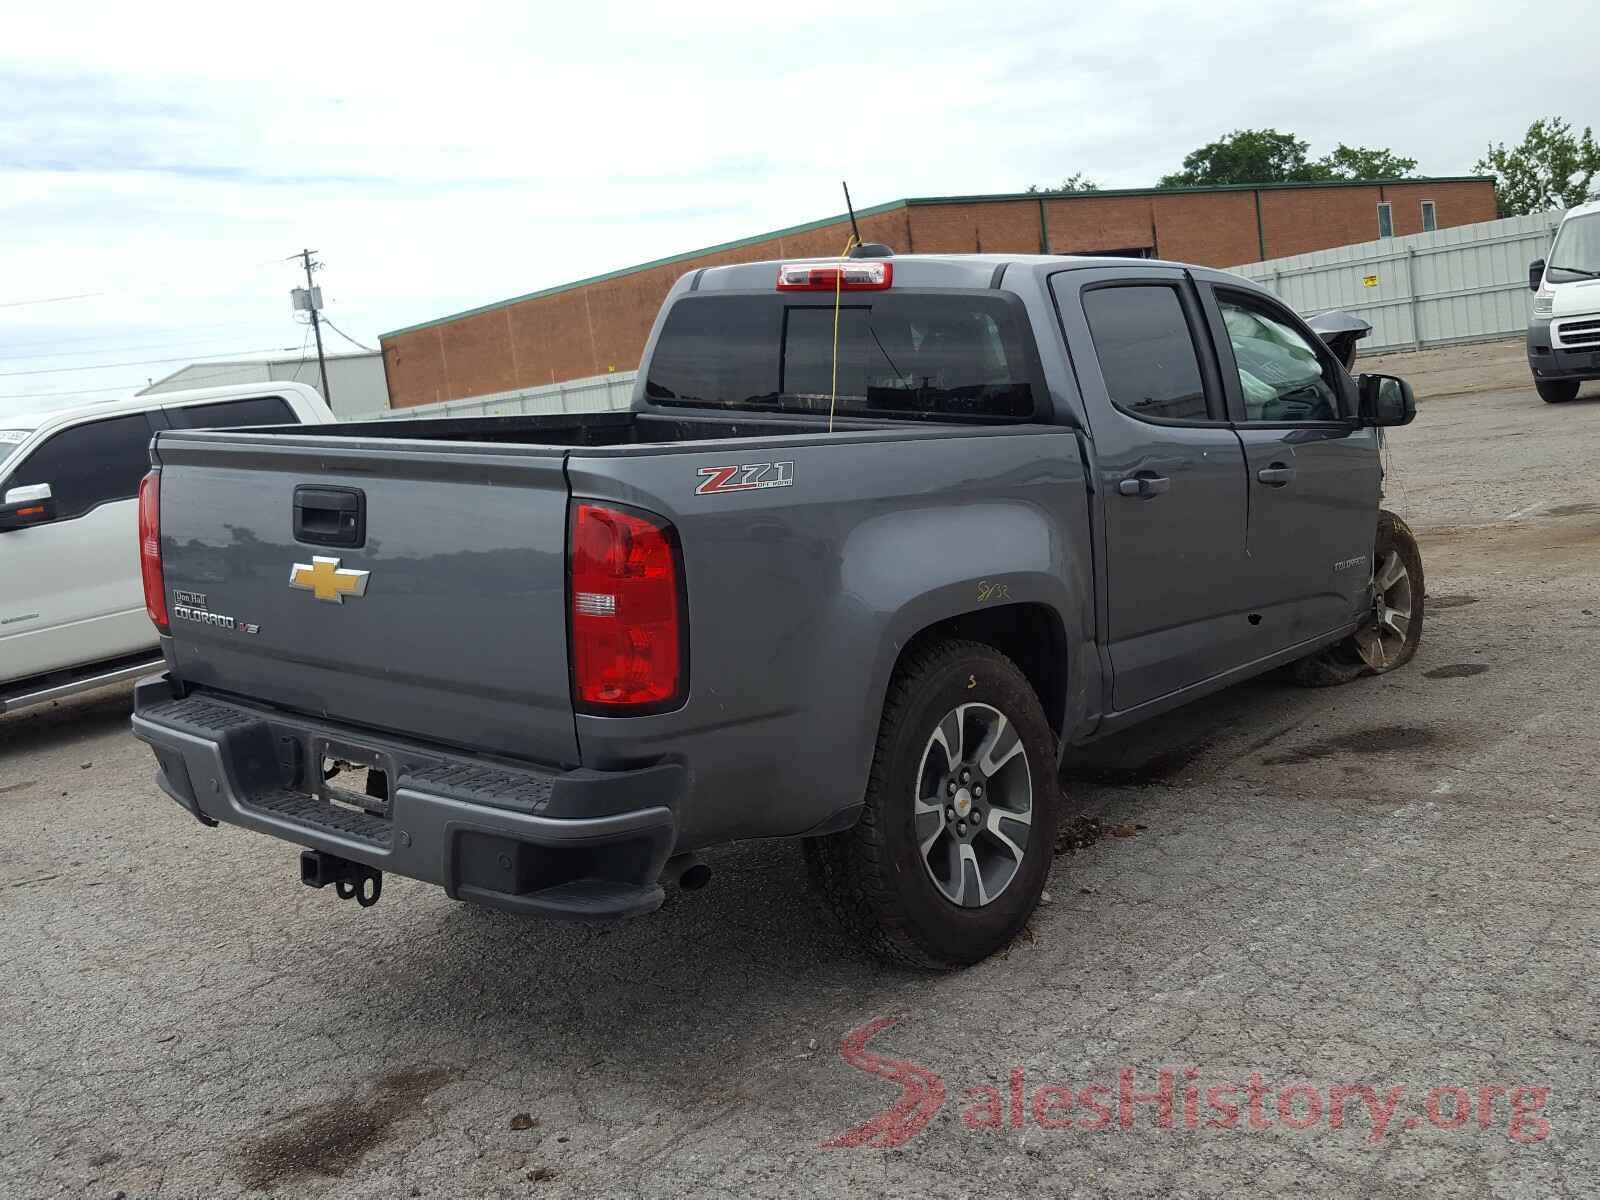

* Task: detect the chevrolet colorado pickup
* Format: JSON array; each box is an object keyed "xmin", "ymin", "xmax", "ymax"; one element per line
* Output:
[{"xmin": 130, "ymin": 251, "xmax": 1422, "ymax": 968}]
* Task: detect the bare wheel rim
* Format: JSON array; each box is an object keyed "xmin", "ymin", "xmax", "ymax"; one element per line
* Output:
[
  {"xmin": 913, "ymin": 702, "xmax": 1033, "ymax": 909},
  {"xmin": 1355, "ymin": 548, "xmax": 1414, "ymax": 669}
]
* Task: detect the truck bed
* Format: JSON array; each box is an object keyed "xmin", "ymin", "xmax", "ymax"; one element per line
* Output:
[
  {"xmin": 147, "ymin": 408, "xmax": 1061, "ymax": 774},
  {"xmin": 276, "ymin": 410, "xmax": 909, "ymax": 448}
]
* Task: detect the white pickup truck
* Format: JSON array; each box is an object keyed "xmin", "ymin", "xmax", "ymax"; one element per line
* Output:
[{"xmin": 1, "ymin": 382, "xmax": 333, "ymax": 713}]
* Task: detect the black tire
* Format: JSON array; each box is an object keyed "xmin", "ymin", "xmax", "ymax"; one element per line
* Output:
[
  {"xmin": 804, "ymin": 638, "xmax": 1060, "ymax": 970},
  {"xmin": 1292, "ymin": 509, "xmax": 1425, "ymax": 687},
  {"xmin": 1536, "ymin": 379, "xmax": 1580, "ymax": 404}
]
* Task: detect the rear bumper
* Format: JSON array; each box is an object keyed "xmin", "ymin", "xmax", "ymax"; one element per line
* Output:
[
  {"xmin": 130, "ymin": 676, "xmax": 682, "ymax": 920},
  {"xmin": 1527, "ymin": 318, "xmax": 1600, "ymax": 382}
]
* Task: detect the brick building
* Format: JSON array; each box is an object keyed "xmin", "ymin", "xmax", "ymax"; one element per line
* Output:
[{"xmin": 380, "ymin": 177, "xmax": 1495, "ymax": 409}]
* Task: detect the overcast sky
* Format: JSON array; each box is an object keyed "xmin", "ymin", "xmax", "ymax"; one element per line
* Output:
[{"xmin": 2, "ymin": 0, "xmax": 1591, "ymax": 414}]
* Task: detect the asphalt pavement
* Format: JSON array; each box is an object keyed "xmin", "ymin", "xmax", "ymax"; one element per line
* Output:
[{"xmin": 2, "ymin": 370, "xmax": 1598, "ymax": 1199}]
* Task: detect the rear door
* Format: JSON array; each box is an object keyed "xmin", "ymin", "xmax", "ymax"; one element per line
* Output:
[
  {"xmin": 153, "ymin": 432, "xmax": 579, "ymax": 765},
  {"xmin": 1052, "ymin": 267, "xmax": 1250, "ymax": 711},
  {"xmin": 1197, "ymin": 283, "xmax": 1379, "ymax": 651}
]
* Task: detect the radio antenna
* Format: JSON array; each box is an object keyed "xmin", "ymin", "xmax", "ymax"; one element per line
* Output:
[{"xmin": 842, "ymin": 181, "xmax": 862, "ymax": 247}]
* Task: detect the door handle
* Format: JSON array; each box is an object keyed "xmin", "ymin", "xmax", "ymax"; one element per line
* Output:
[
  {"xmin": 1117, "ymin": 473, "xmax": 1171, "ymax": 499},
  {"xmin": 1256, "ymin": 463, "xmax": 1297, "ymax": 486}
]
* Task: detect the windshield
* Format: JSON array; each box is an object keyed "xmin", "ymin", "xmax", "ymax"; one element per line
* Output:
[
  {"xmin": 644, "ymin": 293, "xmax": 1038, "ymax": 421},
  {"xmin": 1547, "ymin": 213, "xmax": 1600, "ymax": 281}
]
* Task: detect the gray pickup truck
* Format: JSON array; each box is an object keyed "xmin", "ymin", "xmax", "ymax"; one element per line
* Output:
[{"xmin": 131, "ymin": 250, "xmax": 1422, "ymax": 968}]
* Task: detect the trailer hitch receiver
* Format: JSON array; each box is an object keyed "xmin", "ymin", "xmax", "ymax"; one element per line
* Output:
[{"xmin": 299, "ymin": 850, "xmax": 383, "ymax": 907}]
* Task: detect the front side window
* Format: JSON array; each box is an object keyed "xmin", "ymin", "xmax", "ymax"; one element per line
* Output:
[
  {"xmin": 2, "ymin": 413, "xmax": 153, "ymax": 521},
  {"xmin": 644, "ymin": 293, "xmax": 1036, "ymax": 421},
  {"xmin": 1218, "ymin": 294, "xmax": 1342, "ymax": 423},
  {"xmin": 1547, "ymin": 213, "xmax": 1600, "ymax": 283},
  {"xmin": 1081, "ymin": 285, "xmax": 1210, "ymax": 422},
  {"xmin": 1377, "ymin": 202, "xmax": 1394, "ymax": 238}
]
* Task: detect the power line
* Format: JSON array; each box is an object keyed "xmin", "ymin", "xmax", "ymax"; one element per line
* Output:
[
  {"xmin": 1, "ymin": 334, "xmax": 309, "ymax": 365},
  {"xmin": 0, "ymin": 383, "xmax": 149, "ymax": 402},
  {"xmin": 321, "ymin": 317, "xmax": 375, "ymax": 353},
  {"xmin": 0, "ymin": 254, "xmax": 292, "ymax": 310},
  {"xmin": 0, "ymin": 291, "xmax": 105, "ymax": 310},
  {"xmin": 0, "ymin": 346, "xmax": 300, "ymax": 380},
  {"xmin": 0, "ymin": 320, "xmax": 268, "ymax": 352},
  {"xmin": 285, "ymin": 325, "xmax": 317, "ymax": 386}
]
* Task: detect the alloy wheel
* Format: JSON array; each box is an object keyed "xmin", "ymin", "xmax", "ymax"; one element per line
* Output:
[
  {"xmin": 912, "ymin": 702, "xmax": 1034, "ymax": 908},
  {"xmin": 1355, "ymin": 548, "xmax": 1414, "ymax": 669}
]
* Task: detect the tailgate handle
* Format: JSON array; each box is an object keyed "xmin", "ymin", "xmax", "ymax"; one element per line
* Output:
[{"xmin": 293, "ymin": 486, "xmax": 365, "ymax": 548}]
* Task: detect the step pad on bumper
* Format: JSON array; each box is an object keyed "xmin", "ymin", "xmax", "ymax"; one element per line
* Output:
[
  {"xmin": 141, "ymin": 696, "xmax": 262, "ymax": 736},
  {"xmin": 403, "ymin": 762, "xmax": 554, "ymax": 815},
  {"xmin": 250, "ymin": 786, "xmax": 393, "ymax": 847}
]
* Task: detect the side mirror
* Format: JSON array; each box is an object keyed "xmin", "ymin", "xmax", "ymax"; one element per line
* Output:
[
  {"xmin": 1357, "ymin": 374, "xmax": 1416, "ymax": 428},
  {"xmin": 0, "ymin": 482, "xmax": 55, "ymax": 531},
  {"xmin": 1529, "ymin": 258, "xmax": 1546, "ymax": 292}
]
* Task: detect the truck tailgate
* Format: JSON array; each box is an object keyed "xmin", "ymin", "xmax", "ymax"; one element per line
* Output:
[{"xmin": 152, "ymin": 433, "xmax": 578, "ymax": 765}]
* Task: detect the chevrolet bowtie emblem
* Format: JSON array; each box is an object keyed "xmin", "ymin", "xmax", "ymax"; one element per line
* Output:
[{"xmin": 289, "ymin": 556, "xmax": 370, "ymax": 604}]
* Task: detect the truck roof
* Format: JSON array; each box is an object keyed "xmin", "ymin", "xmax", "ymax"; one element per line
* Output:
[
  {"xmin": 691, "ymin": 251, "xmax": 1242, "ymax": 293},
  {"xmin": 0, "ymin": 380, "xmax": 331, "ymax": 435}
]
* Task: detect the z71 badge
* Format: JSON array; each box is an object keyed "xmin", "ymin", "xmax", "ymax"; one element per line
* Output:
[{"xmin": 695, "ymin": 461, "xmax": 794, "ymax": 496}]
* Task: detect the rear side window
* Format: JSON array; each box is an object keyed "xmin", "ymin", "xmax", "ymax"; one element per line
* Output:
[
  {"xmin": 644, "ymin": 293, "xmax": 1037, "ymax": 420},
  {"xmin": 1081, "ymin": 285, "xmax": 1210, "ymax": 422},
  {"xmin": 164, "ymin": 396, "xmax": 296, "ymax": 429},
  {"xmin": 3, "ymin": 414, "xmax": 153, "ymax": 521}
]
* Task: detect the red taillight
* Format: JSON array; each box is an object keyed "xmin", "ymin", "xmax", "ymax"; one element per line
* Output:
[
  {"xmin": 569, "ymin": 502, "xmax": 685, "ymax": 710},
  {"xmin": 137, "ymin": 469, "xmax": 168, "ymax": 633},
  {"xmin": 776, "ymin": 260, "xmax": 893, "ymax": 291}
]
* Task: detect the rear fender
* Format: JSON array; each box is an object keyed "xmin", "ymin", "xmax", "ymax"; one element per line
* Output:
[{"xmin": 836, "ymin": 500, "xmax": 1092, "ymax": 772}]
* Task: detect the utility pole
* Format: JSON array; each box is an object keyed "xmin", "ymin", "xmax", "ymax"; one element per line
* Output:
[{"xmin": 290, "ymin": 248, "xmax": 332, "ymax": 406}]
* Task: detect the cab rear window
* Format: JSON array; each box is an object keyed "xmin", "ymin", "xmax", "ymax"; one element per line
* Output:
[{"xmin": 644, "ymin": 293, "xmax": 1038, "ymax": 421}]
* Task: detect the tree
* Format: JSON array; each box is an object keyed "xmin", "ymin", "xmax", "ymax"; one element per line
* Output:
[
  {"xmin": 1159, "ymin": 129, "xmax": 1316, "ymax": 187},
  {"xmin": 1157, "ymin": 128, "xmax": 1417, "ymax": 187},
  {"xmin": 1475, "ymin": 117, "xmax": 1600, "ymax": 216},
  {"xmin": 1317, "ymin": 143, "xmax": 1418, "ymax": 181},
  {"xmin": 1025, "ymin": 173, "xmax": 1100, "ymax": 194}
]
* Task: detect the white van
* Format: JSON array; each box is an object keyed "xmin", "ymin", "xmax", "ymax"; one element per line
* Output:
[
  {"xmin": 1, "ymin": 382, "xmax": 333, "ymax": 713},
  {"xmin": 1527, "ymin": 198, "xmax": 1600, "ymax": 402}
]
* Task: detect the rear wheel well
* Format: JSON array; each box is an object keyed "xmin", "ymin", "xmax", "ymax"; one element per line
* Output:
[{"xmin": 899, "ymin": 604, "xmax": 1067, "ymax": 738}]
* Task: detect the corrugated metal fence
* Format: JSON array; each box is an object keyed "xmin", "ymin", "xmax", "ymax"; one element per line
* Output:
[
  {"xmin": 347, "ymin": 371, "xmax": 636, "ymax": 422},
  {"xmin": 1229, "ymin": 210, "xmax": 1563, "ymax": 353}
]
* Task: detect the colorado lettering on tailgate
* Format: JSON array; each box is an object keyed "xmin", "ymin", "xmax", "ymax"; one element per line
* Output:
[{"xmin": 695, "ymin": 461, "xmax": 794, "ymax": 495}]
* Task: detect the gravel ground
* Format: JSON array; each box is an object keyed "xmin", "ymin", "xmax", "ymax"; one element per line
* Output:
[{"xmin": 3, "ymin": 377, "xmax": 1598, "ymax": 1199}]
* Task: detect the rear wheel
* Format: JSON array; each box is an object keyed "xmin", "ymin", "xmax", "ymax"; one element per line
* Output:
[
  {"xmin": 1536, "ymin": 379, "xmax": 1580, "ymax": 403},
  {"xmin": 804, "ymin": 639, "xmax": 1060, "ymax": 970},
  {"xmin": 1292, "ymin": 509, "xmax": 1425, "ymax": 687}
]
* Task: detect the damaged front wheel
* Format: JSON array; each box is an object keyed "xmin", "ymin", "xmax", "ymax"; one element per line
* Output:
[{"xmin": 1292, "ymin": 509, "xmax": 1425, "ymax": 687}]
